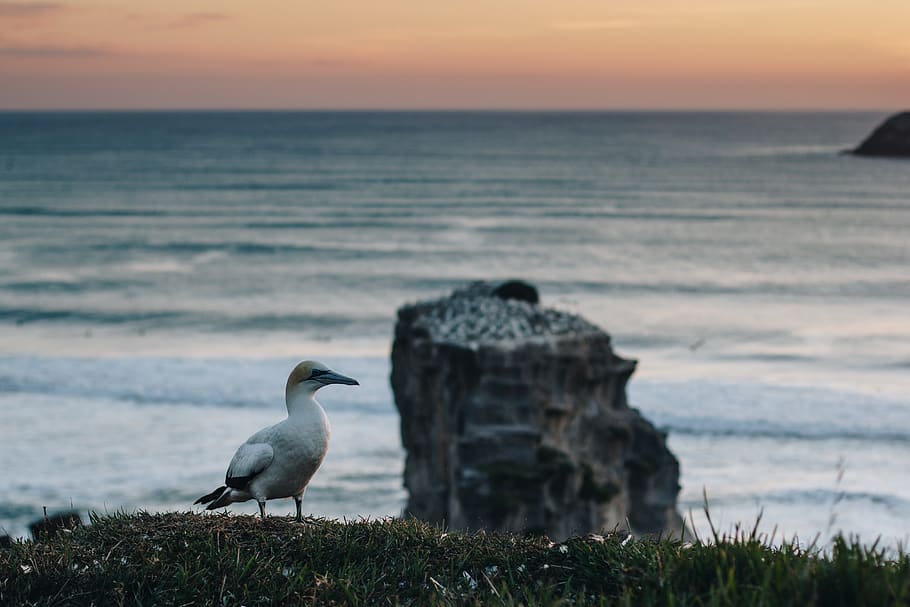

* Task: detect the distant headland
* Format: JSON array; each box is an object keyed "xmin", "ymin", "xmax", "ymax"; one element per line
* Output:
[{"xmin": 853, "ymin": 111, "xmax": 910, "ymax": 157}]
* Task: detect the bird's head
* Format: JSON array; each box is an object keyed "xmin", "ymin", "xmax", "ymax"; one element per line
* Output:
[{"xmin": 286, "ymin": 360, "xmax": 359, "ymax": 397}]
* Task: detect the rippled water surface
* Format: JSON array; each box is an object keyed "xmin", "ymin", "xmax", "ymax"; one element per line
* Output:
[{"xmin": 1, "ymin": 112, "xmax": 908, "ymax": 546}]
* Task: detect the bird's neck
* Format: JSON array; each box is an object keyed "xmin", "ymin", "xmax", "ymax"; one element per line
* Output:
[{"xmin": 285, "ymin": 388, "xmax": 323, "ymax": 419}]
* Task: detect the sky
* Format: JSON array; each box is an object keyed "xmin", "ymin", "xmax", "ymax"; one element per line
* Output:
[{"xmin": 0, "ymin": 0, "xmax": 908, "ymax": 110}]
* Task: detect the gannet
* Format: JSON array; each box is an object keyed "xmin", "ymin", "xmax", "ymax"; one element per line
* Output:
[{"xmin": 194, "ymin": 360, "xmax": 358, "ymax": 521}]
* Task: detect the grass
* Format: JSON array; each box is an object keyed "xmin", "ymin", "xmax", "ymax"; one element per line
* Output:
[{"xmin": 1, "ymin": 512, "xmax": 909, "ymax": 606}]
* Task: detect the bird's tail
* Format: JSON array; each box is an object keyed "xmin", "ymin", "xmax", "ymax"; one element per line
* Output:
[{"xmin": 194, "ymin": 486, "xmax": 233, "ymax": 510}]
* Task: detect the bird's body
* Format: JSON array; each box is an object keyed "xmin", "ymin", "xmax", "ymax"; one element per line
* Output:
[
  {"xmin": 195, "ymin": 361, "xmax": 358, "ymax": 520},
  {"xmin": 218, "ymin": 400, "xmax": 330, "ymax": 505}
]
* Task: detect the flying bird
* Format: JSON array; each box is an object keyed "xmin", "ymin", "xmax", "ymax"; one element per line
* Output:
[{"xmin": 194, "ymin": 360, "xmax": 359, "ymax": 521}]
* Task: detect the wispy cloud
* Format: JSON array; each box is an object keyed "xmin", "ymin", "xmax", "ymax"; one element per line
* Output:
[
  {"xmin": 148, "ymin": 12, "xmax": 228, "ymax": 30},
  {"xmin": 552, "ymin": 19, "xmax": 639, "ymax": 32},
  {"xmin": 0, "ymin": 2, "xmax": 63, "ymax": 18},
  {"xmin": 0, "ymin": 44, "xmax": 111, "ymax": 57}
]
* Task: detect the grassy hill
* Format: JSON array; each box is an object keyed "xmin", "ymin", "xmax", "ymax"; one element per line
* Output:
[{"xmin": 1, "ymin": 512, "xmax": 908, "ymax": 605}]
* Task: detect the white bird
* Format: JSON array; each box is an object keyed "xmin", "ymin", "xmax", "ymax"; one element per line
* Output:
[{"xmin": 194, "ymin": 360, "xmax": 359, "ymax": 521}]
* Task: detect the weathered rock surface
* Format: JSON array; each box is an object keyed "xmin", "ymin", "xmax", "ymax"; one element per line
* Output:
[
  {"xmin": 854, "ymin": 112, "xmax": 910, "ymax": 157},
  {"xmin": 391, "ymin": 281, "xmax": 684, "ymax": 540}
]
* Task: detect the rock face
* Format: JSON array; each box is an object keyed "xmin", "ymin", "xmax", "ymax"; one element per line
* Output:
[
  {"xmin": 854, "ymin": 112, "xmax": 910, "ymax": 157},
  {"xmin": 391, "ymin": 281, "xmax": 684, "ymax": 540}
]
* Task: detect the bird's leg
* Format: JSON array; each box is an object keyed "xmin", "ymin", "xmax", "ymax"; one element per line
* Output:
[
  {"xmin": 294, "ymin": 494, "xmax": 303, "ymax": 523},
  {"xmin": 258, "ymin": 500, "xmax": 266, "ymax": 519}
]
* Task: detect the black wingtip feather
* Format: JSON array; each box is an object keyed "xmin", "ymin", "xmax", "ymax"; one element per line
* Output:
[
  {"xmin": 205, "ymin": 489, "xmax": 233, "ymax": 510},
  {"xmin": 194, "ymin": 486, "xmax": 227, "ymax": 506}
]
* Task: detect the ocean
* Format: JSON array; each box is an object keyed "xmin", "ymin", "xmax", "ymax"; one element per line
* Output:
[{"xmin": 1, "ymin": 111, "xmax": 908, "ymax": 547}]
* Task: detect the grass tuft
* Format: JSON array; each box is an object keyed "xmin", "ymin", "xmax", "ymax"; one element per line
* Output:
[{"xmin": 1, "ymin": 512, "xmax": 908, "ymax": 605}]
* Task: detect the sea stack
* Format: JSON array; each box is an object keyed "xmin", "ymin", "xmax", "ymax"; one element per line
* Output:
[
  {"xmin": 391, "ymin": 281, "xmax": 684, "ymax": 540},
  {"xmin": 853, "ymin": 112, "xmax": 910, "ymax": 157}
]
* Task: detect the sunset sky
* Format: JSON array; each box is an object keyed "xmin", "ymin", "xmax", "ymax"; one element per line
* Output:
[{"xmin": 1, "ymin": 0, "xmax": 908, "ymax": 109}]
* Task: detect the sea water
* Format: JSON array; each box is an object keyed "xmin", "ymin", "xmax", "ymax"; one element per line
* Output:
[{"xmin": 1, "ymin": 111, "xmax": 908, "ymax": 547}]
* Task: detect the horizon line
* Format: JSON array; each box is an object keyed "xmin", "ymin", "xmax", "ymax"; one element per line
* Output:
[{"xmin": 0, "ymin": 107, "xmax": 898, "ymax": 114}]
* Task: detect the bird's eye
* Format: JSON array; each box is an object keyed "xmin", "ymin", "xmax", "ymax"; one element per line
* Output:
[{"xmin": 309, "ymin": 369, "xmax": 326, "ymax": 378}]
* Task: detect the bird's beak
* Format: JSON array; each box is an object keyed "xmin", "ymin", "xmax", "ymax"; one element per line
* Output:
[{"xmin": 316, "ymin": 370, "xmax": 359, "ymax": 386}]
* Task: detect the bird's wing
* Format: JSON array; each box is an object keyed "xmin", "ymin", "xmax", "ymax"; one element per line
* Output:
[{"xmin": 225, "ymin": 442, "xmax": 274, "ymax": 490}]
